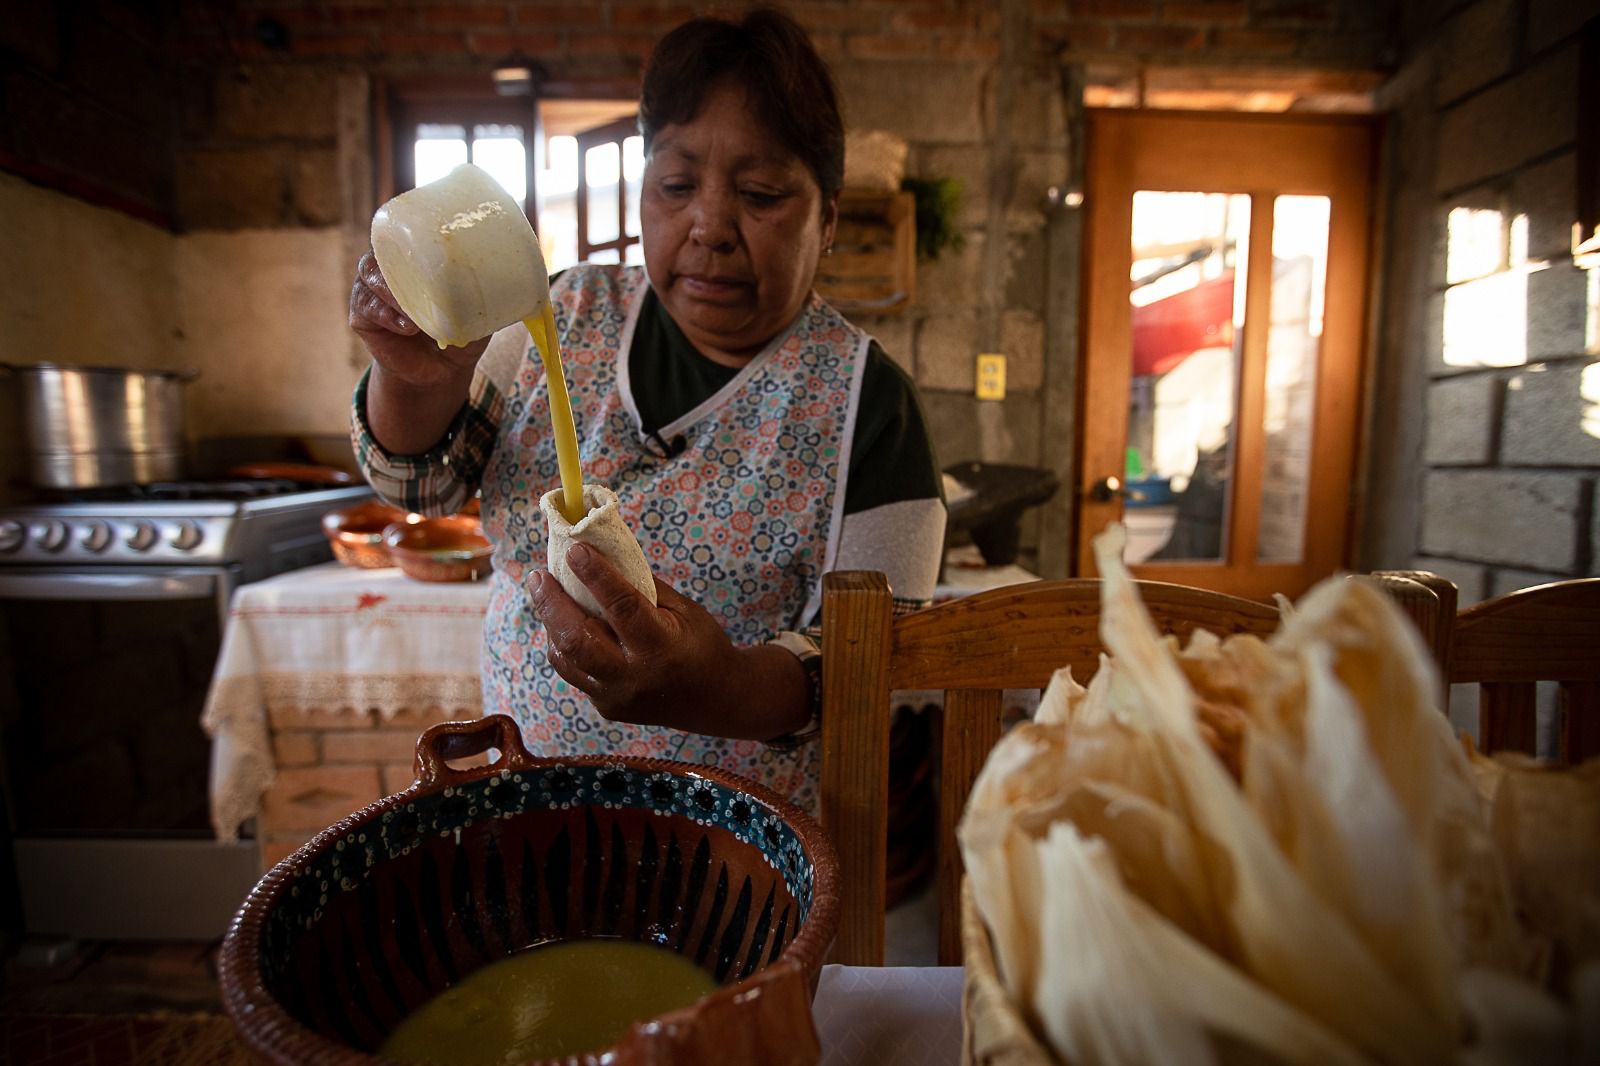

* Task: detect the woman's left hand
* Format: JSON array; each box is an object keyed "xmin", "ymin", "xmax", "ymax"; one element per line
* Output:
[{"xmin": 532, "ymin": 544, "xmax": 811, "ymax": 740}]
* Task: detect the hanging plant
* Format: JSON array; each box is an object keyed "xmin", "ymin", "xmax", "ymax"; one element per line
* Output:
[{"xmin": 901, "ymin": 176, "xmax": 965, "ymax": 262}]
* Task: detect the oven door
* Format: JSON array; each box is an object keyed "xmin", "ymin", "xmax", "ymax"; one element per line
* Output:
[{"xmin": 0, "ymin": 566, "xmax": 262, "ymax": 941}]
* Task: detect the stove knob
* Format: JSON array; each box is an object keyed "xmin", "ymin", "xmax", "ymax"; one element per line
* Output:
[
  {"xmin": 127, "ymin": 521, "xmax": 158, "ymax": 552},
  {"xmin": 169, "ymin": 520, "xmax": 204, "ymax": 552},
  {"xmin": 81, "ymin": 521, "xmax": 113, "ymax": 553},
  {"xmin": 34, "ymin": 521, "xmax": 69, "ymax": 552},
  {"xmin": 0, "ymin": 520, "xmax": 23, "ymax": 553}
]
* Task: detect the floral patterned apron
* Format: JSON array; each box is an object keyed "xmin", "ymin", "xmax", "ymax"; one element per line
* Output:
[{"xmin": 477, "ymin": 264, "xmax": 868, "ymax": 811}]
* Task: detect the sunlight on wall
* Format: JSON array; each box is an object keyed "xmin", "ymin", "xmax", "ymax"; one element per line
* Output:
[
  {"xmin": 1441, "ymin": 207, "xmax": 1543, "ymax": 369},
  {"xmin": 1443, "ymin": 272, "xmax": 1528, "ymax": 367},
  {"xmin": 1583, "ymin": 361, "xmax": 1600, "ymax": 441},
  {"xmin": 1587, "ymin": 267, "xmax": 1600, "ymax": 353}
]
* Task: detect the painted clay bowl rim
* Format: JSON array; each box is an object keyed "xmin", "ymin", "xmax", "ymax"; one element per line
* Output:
[{"xmin": 217, "ymin": 718, "xmax": 841, "ymax": 1066}]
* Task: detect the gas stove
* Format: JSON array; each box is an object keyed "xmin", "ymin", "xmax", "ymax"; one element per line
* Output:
[
  {"xmin": 0, "ymin": 480, "xmax": 373, "ymax": 574},
  {"xmin": 0, "ymin": 475, "xmax": 379, "ymax": 940}
]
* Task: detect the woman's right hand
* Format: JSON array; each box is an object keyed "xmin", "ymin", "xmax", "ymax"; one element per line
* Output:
[{"xmin": 349, "ymin": 249, "xmax": 490, "ymax": 387}]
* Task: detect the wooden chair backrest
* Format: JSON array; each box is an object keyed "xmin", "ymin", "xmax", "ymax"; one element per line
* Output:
[
  {"xmin": 818, "ymin": 568, "xmax": 1453, "ymax": 968},
  {"xmin": 1363, "ymin": 569, "xmax": 1458, "ymax": 681},
  {"xmin": 1449, "ymin": 577, "xmax": 1600, "ymax": 763},
  {"xmin": 819, "ymin": 570, "xmax": 1284, "ymax": 967}
]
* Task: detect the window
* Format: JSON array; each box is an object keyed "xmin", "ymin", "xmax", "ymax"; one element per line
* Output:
[
  {"xmin": 383, "ymin": 84, "xmax": 641, "ymax": 273},
  {"xmin": 537, "ymin": 103, "xmax": 642, "ymax": 272}
]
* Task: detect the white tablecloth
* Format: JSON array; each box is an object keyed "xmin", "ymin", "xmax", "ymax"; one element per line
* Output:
[
  {"xmin": 814, "ymin": 965, "xmax": 965, "ymax": 1065},
  {"xmin": 202, "ymin": 562, "xmax": 491, "ymax": 839}
]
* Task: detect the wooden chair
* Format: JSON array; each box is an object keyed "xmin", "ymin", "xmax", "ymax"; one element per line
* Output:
[
  {"xmin": 1362, "ymin": 569, "xmax": 1457, "ymax": 668},
  {"xmin": 1358, "ymin": 568, "xmax": 1457, "ymax": 705},
  {"xmin": 1449, "ymin": 577, "xmax": 1600, "ymax": 764},
  {"xmin": 820, "ymin": 571, "xmax": 1286, "ymax": 967},
  {"xmin": 818, "ymin": 568, "xmax": 1453, "ymax": 968}
]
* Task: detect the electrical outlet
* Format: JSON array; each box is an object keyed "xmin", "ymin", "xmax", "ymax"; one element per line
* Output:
[{"xmin": 976, "ymin": 353, "xmax": 1006, "ymax": 400}]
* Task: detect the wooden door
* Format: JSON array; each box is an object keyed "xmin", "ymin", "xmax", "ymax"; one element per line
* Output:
[{"xmin": 1077, "ymin": 110, "xmax": 1376, "ymax": 600}]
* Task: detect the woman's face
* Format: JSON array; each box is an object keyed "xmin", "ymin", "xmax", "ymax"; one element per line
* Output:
[{"xmin": 641, "ymin": 82, "xmax": 837, "ymax": 365}]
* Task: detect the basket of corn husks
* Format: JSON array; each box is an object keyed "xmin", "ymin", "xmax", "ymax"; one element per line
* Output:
[{"xmin": 957, "ymin": 527, "xmax": 1599, "ymax": 1066}]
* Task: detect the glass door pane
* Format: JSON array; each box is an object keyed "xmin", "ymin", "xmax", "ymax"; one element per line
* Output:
[
  {"xmin": 1124, "ymin": 191, "xmax": 1251, "ymax": 564},
  {"xmin": 1259, "ymin": 195, "xmax": 1331, "ymax": 563},
  {"xmin": 1079, "ymin": 111, "xmax": 1374, "ymax": 599},
  {"xmin": 574, "ymin": 115, "xmax": 641, "ymax": 265}
]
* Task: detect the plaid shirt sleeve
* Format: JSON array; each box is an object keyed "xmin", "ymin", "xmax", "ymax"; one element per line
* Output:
[{"xmin": 350, "ymin": 366, "xmax": 503, "ymax": 516}]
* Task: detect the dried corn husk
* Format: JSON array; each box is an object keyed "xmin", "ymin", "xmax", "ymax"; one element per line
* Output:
[
  {"xmin": 957, "ymin": 525, "xmax": 1576, "ymax": 1066},
  {"xmin": 1466, "ymin": 744, "xmax": 1600, "ymax": 988},
  {"xmin": 1087, "ymin": 531, "xmax": 1455, "ymax": 1062},
  {"xmin": 1031, "ymin": 823, "xmax": 1364, "ymax": 1066}
]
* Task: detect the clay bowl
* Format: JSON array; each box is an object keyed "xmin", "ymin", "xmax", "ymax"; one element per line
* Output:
[
  {"xmin": 218, "ymin": 714, "xmax": 840, "ymax": 1066},
  {"xmin": 384, "ymin": 514, "xmax": 492, "ymax": 582},
  {"xmin": 323, "ymin": 500, "xmax": 412, "ymax": 569}
]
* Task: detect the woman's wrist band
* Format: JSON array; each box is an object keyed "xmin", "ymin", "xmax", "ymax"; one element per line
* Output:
[{"xmin": 764, "ymin": 631, "xmax": 822, "ymax": 750}]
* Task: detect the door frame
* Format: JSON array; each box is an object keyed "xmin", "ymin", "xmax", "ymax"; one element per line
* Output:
[{"xmin": 1076, "ymin": 109, "xmax": 1378, "ymax": 600}]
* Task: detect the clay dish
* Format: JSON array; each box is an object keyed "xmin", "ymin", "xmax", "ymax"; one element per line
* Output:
[
  {"xmin": 384, "ymin": 514, "xmax": 492, "ymax": 582},
  {"xmin": 323, "ymin": 500, "xmax": 411, "ymax": 569},
  {"xmin": 217, "ymin": 714, "xmax": 841, "ymax": 1066}
]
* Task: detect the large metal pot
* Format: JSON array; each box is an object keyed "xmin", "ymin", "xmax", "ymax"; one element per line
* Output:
[{"xmin": 2, "ymin": 362, "xmax": 197, "ymax": 488}]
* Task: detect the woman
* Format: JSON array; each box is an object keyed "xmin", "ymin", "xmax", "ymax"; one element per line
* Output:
[{"xmin": 347, "ymin": 9, "xmax": 944, "ymax": 810}]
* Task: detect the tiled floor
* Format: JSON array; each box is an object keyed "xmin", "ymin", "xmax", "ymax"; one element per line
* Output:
[
  {"xmin": 0, "ymin": 938, "xmax": 242, "ymax": 1065},
  {"xmin": 884, "ymin": 881, "xmax": 940, "ymax": 967}
]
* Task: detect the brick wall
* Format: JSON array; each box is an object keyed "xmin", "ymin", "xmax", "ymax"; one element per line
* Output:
[
  {"xmin": 1365, "ymin": 0, "xmax": 1600, "ymax": 605},
  {"xmin": 1035, "ymin": 0, "xmax": 1391, "ymax": 69},
  {"xmin": 0, "ymin": 1, "xmax": 176, "ymax": 224},
  {"xmin": 257, "ymin": 704, "xmax": 485, "ymax": 867}
]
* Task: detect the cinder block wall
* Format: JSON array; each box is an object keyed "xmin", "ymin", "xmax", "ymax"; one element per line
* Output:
[
  {"xmin": 2, "ymin": 0, "xmax": 1396, "ymax": 573},
  {"xmin": 1365, "ymin": 0, "xmax": 1600, "ymax": 604}
]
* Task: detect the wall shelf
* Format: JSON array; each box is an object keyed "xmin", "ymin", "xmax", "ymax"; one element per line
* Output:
[{"xmin": 815, "ymin": 189, "xmax": 916, "ymax": 315}]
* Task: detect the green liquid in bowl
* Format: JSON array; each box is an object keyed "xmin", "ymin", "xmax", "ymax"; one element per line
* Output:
[{"xmin": 380, "ymin": 938, "xmax": 718, "ymax": 1065}]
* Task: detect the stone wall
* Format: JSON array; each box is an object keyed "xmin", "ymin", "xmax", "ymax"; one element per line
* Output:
[
  {"xmin": 0, "ymin": 4, "xmax": 372, "ymax": 489},
  {"xmin": 3, "ymin": 0, "xmax": 1397, "ymax": 569},
  {"xmin": 1359, "ymin": 0, "xmax": 1599, "ymax": 753},
  {"xmin": 1364, "ymin": 0, "xmax": 1600, "ymax": 603},
  {"xmin": 0, "ymin": 174, "xmax": 182, "ymax": 503}
]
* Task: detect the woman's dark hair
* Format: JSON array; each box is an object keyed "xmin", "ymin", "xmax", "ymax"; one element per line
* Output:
[{"xmin": 638, "ymin": 7, "xmax": 845, "ymax": 204}]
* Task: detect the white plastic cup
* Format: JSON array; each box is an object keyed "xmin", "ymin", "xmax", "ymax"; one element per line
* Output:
[{"xmin": 370, "ymin": 163, "xmax": 551, "ymax": 349}]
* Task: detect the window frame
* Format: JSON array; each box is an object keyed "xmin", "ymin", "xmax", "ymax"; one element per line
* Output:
[
  {"xmin": 375, "ymin": 78, "xmax": 643, "ymax": 269},
  {"xmin": 574, "ymin": 115, "xmax": 644, "ymax": 264},
  {"xmin": 378, "ymin": 77, "xmax": 543, "ymax": 235}
]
